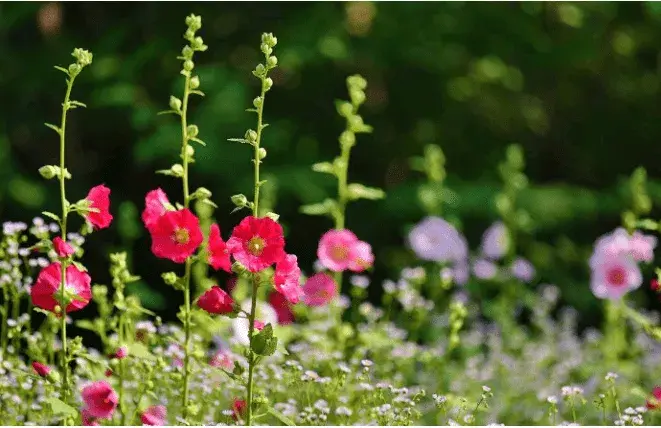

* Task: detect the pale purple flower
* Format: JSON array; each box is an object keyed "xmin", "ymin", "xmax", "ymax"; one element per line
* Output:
[
  {"xmin": 590, "ymin": 254, "xmax": 642, "ymax": 300},
  {"xmin": 480, "ymin": 222, "xmax": 509, "ymax": 260},
  {"xmin": 629, "ymin": 231, "xmax": 656, "ymax": 263},
  {"xmin": 408, "ymin": 216, "xmax": 468, "ymax": 263},
  {"xmin": 473, "ymin": 258, "xmax": 498, "ymax": 280},
  {"xmin": 451, "ymin": 262, "xmax": 470, "ymax": 285},
  {"xmin": 590, "ymin": 228, "xmax": 634, "ymax": 268},
  {"xmin": 510, "ymin": 257, "xmax": 535, "ymax": 283}
]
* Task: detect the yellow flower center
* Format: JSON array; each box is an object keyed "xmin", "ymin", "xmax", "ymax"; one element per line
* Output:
[
  {"xmin": 174, "ymin": 228, "xmax": 190, "ymax": 245},
  {"xmin": 331, "ymin": 245, "xmax": 349, "ymax": 261},
  {"xmin": 248, "ymin": 236, "xmax": 266, "ymax": 256}
]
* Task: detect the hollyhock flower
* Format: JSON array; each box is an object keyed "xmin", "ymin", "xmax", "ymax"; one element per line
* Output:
[
  {"xmin": 113, "ymin": 346, "xmax": 127, "ymax": 360},
  {"xmin": 232, "ymin": 399, "xmax": 247, "ymax": 421},
  {"xmin": 303, "ymin": 273, "xmax": 337, "ymax": 307},
  {"xmin": 591, "ymin": 228, "xmax": 633, "ymax": 267},
  {"xmin": 269, "ymin": 292, "xmax": 295, "ymax": 324},
  {"xmin": 317, "ymin": 229, "xmax": 359, "ymax": 272},
  {"xmin": 81, "ymin": 381, "xmax": 118, "ymax": 419},
  {"xmin": 53, "ymin": 236, "xmax": 74, "ymax": 258},
  {"xmin": 226, "ymin": 216, "xmax": 285, "ymax": 272},
  {"xmin": 646, "ymin": 386, "xmax": 661, "ymax": 410},
  {"xmin": 348, "ymin": 240, "xmax": 374, "ymax": 272},
  {"xmin": 140, "ymin": 405, "xmax": 167, "ymax": 426},
  {"xmin": 473, "ymin": 258, "xmax": 498, "ymax": 280},
  {"xmin": 480, "ymin": 222, "xmax": 509, "ymax": 260},
  {"xmin": 81, "ymin": 409, "xmax": 99, "ymax": 426},
  {"xmin": 150, "ymin": 209, "xmax": 203, "ymax": 263},
  {"xmin": 31, "ymin": 262, "xmax": 91, "ymax": 313},
  {"xmin": 142, "ymin": 188, "xmax": 171, "ymax": 232},
  {"xmin": 254, "ymin": 320, "xmax": 265, "ymax": 331},
  {"xmin": 630, "ymin": 231, "xmax": 657, "ymax": 263},
  {"xmin": 232, "ymin": 301, "xmax": 277, "ymax": 346},
  {"xmin": 208, "ymin": 223, "xmax": 231, "ymax": 272},
  {"xmin": 209, "ymin": 350, "xmax": 234, "ymax": 370},
  {"xmin": 511, "ymin": 257, "xmax": 535, "ymax": 283},
  {"xmin": 652, "ymin": 279, "xmax": 660, "ymax": 293},
  {"xmin": 273, "ymin": 254, "xmax": 302, "ymax": 304},
  {"xmin": 590, "ymin": 254, "xmax": 642, "ymax": 300},
  {"xmin": 85, "ymin": 185, "xmax": 113, "ymax": 230},
  {"xmin": 197, "ymin": 286, "xmax": 235, "ymax": 314},
  {"xmin": 408, "ymin": 216, "xmax": 468, "ymax": 263},
  {"xmin": 32, "ymin": 361, "xmax": 50, "ymax": 377}
]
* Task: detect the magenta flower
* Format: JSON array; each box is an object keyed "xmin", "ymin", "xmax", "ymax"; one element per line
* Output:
[
  {"xmin": 81, "ymin": 380, "xmax": 118, "ymax": 419},
  {"xmin": 408, "ymin": 216, "xmax": 468, "ymax": 263},
  {"xmin": 348, "ymin": 240, "xmax": 374, "ymax": 272},
  {"xmin": 317, "ymin": 229, "xmax": 359, "ymax": 272},
  {"xmin": 480, "ymin": 221, "xmax": 509, "ymax": 260},
  {"xmin": 140, "ymin": 405, "xmax": 167, "ymax": 426},
  {"xmin": 273, "ymin": 254, "xmax": 303, "ymax": 304},
  {"xmin": 303, "ymin": 273, "xmax": 337, "ymax": 306},
  {"xmin": 590, "ymin": 254, "xmax": 642, "ymax": 300},
  {"xmin": 630, "ymin": 231, "xmax": 657, "ymax": 263}
]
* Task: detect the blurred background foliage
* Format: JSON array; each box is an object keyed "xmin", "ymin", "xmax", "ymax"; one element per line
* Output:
[{"xmin": 2, "ymin": 2, "xmax": 661, "ymax": 329}]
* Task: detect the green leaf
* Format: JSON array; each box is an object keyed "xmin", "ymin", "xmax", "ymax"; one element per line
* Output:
[
  {"xmin": 300, "ymin": 199, "xmax": 336, "ymax": 216},
  {"xmin": 157, "ymin": 110, "xmax": 179, "ymax": 116},
  {"xmin": 267, "ymin": 407, "xmax": 296, "ymax": 426},
  {"xmin": 312, "ymin": 162, "xmax": 335, "ymax": 175},
  {"xmin": 251, "ymin": 323, "xmax": 276, "ymax": 356},
  {"xmin": 190, "ymin": 137, "xmax": 206, "ymax": 146},
  {"xmin": 347, "ymin": 183, "xmax": 385, "ymax": 201},
  {"xmin": 190, "ymin": 90, "xmax": 205, "ymax": 97},
  {"xmin": 70, "ymin": 100, "xmax": 87, "ymax": 108},
  {"xmin": 228, "ymin": 138, "xmax": 250, "ymax": 144},
  {"xmin": 54, "ymin": 66, "xmax": 69, "ymax": 75},
  {"xmin": 46, "ymin": 397, "xmax": 77, "ymax": 417},
  {"xmin": 44, "ymin": 123, "xmax": 61, "ymax": 134},
  {"xmin": 41, "ymin": 211, "xmax": 61, "ymax": 222},
  {"xmin": 128, "ymin": 342, "xmax": 156, "ymax": 360},
  {"xmin": 75, "ymin": 319, "xmax": 97, "ymax": 332}
]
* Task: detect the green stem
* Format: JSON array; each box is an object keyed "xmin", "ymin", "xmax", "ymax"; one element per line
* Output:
[
  {"xmin": 246, "ymin": 274, "xmax": 259, "ymax": 426},
  {"xmin": 11, "ymin": 292, "xmax": 19, "ymax": 352},
  {"xmin": 1, "ymin": 287, "xmax": 8, "ymax": 356},
  {"xmin": 118, "ymin": 316, "xmax": 126, "ymax": 425},
  {"xmin": 58, "ymin": 74, "xmax": 75, "ymax": 415}
]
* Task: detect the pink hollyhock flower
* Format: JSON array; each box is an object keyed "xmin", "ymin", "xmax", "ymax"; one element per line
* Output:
[
  {"xmin": 647, "ymin": 386, "xmax": 661, "ymax": 410},
  {"xmin": 480, "ymin": 221, "xmax": 509, "ymax": 260},
  {"xmin": 269, "ymin": 292, "xmax": 295, "ymax": 325},
  {"xmin": 81, "ymin": 409, "xmax": 99, "ymax": 426},
  {"xmin": 590, "ymin": 228, "xmax": 634, "ymax": 268},
  {"xmin": 226, "ymin": 216, "xmax": 285, "ymax": 272},
  {"xmin": 254, "ymin": 320, "xmax": 265, "ymax": 331},
  {"xmin": 348, "ymin": 241, "xmax": 374, "ymax": 272},
  {"xmin": 317, "ymin": 229, "xmax": 359, "ymax": 272},
  {"xmin": 302, "ymin": 273, "xmax": 337, "ymax": 307},
  {"xmin": 142, "ymin": 188, "xmax": 171, "ymax": 232},
  {"xmin": 53, "ymin": 236, "xmax": 74, "ymax": 258},
  {"xmin": 85, "ymin": 185, "xmax": 113, "ymax": 230},
  {"xmin": 113, "ymin": 346, "xmax": 128, "ymax": 360},
  {"xmin": 150, "ymin": 209, "xmax": 203, "ymax": 263},
  {"xmin": 208, "ymin": 223, "xmax": 231, "ymax": 272},
  {"xmin": 630, "ymin": 231, "xmax": 657, "ymax": 263},
  {"xmin": 590, "ymin": 254, "xmax": 642, "ymax": 300},
  {"xmin": 273, "ymin": 254, "xmax": 303, "ymax": 304},
  {"xmin": 209, "ymin": 350, "xmax": 234, "ymax": 370},
  {"xmin": 81, "ymin": 380, "xmax": 118, "ymax": 419},
  {"xmin": 197, "ymin": 286, "xmax": 235, "ymax": 314},
  {"xmin": 32, "ymin": 361, "xmax": 51, "ymax": 377},
  {"xmin": 31, "ymin": 262, "xmax": 91, "ymax": 313},
  {"xmin": 140, "ymin": 405, "xmax": 167, "ymax": 426},
  {"xmin": 232, "ymin": 398, "xmax": 247, "ymax": 421}
]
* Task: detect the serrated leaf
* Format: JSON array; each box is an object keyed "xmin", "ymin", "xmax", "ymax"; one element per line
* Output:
[
  {"xmin": 44, "ymin": 123, "xmax": 61, "ymax": 134},
  {"xmin": 267, "ymin": 406, "xmax": 295, "ymax": 426},
  {"xmin": 46, "ymin": 397, "xmax": 77, "ymax": 417},
  {"xmin": 41, "ymin": 211, "xmax": 61, "ymax": 222},
  {"xmin": 128, "ymin": 342, "xmax": 156, "ymax": 360}
]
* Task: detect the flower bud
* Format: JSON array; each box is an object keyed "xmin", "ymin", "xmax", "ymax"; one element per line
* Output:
[
  {"xmin": 114, "ymin": 346, "xmax": 128, "ymax": 360},
  {"xmin": 258, "ymin": 148, "xmax": 267, "ymax": 160},
  {"xmin": 169, "ymin": 96, "xmax": 182, "ymax": 111},
  {"xmin": 191, "ymin": 187, "xmax": 212, "ymax": 200},
  {"xmin": 185, "ymin": 144, "xmax": 195, "ymax": 158},
  {"xmin": 253, "ymin": 97, "xmax": 263, "ymax": 109},
  {"xmin": 162, "ymin": 272, "xmax": 178, "ymax": 286},
  {"xmin": 245, "ymin": 129, "xmax": 258, "ymax": 143},
  {"xmin": 187, "ymin": 125, "xmax": 199, "ymax": 139},
  {"xmin": 260, "ymin": 43, "xmax": 272, "ymax": 56},
  {"xmin": 262, "ymin": 33, "xmax": 277, "ymax": 47},
  {"xmin": 347, "ymin": 74, "xmax": 367, "ymax": 90},
  {"xmin": 190, "ymin": 76, "xmax": 200, "ymax": 89},
  {"xmin": 267, "ymin": 56, "xmax": 278, "ymax": 68},
  {"xmin": 264, "ymin": 78, "xmax": 273, "ymax": 91},
  {"xmin": 183, "ymin": 60, "xmax": 195, "ymax": 72},
  {"xmin": 339, "ymin": 131, "xmax": 356, "ymax": 148},
  {"xmin": 185, "ymin": 29, "xmax": 195, "ymax": 41},
  {"xmin": 72, "ymin": 48, "xmax": 93, "ymax": 67},
  {"xmin": 231, "ymin": 194, "xmax": 249, "ymax": 208},
  {"xmin": 192, "ymin": 36, "xmax": 205, "ymax": 50},
  {"xmin": 254, "ymin": 64, "xmax": 266, "ymax": 77},
  {"xmin": 39, "ymin": 165, "xmax": 58, "ymax": 180},
  {"xmin": 265, "ymin": 212, "xmax": 279, "ymax": 222},
  {"xmin": 350, "ymin": 89, "xmax": 366, "ymax": 106},
  {"xmin": 197, "ymin": 286, "xmax": 235, "ymax": 315},
  {"xmin": 68, "ymin": 63, "xmax": 81, "ymax": 76},
  {"xmin": 32, "ymin": 361, "xmax": 51, "ymax": 377},
  {"xmin": 232, "ymin": 261, "xmax": 247, "ymax": 275},
  {"xmin": 171, "ymin": 164, "xmax": 184, "ymax": 177},
  {"xmin": 337, "ymin": 102, "xmax": 353, "ymax": 118},
  {"xmin": 182, "ymin": 46, "xmax": 194, "ymax": 59}
]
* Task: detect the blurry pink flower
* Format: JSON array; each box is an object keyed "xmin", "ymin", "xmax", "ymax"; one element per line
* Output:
[
  {"xmin": 273, "ymin": 254, "xmax": 302, "ymax": 304},
  {"xmin": 81, "ymin": 409, "xmax": 99, "ymax": 426},
  {"xmin": 629, "ymin": 231, "xmax": 657, "ymax": 263},
  {"xmin": 53, "ymin": 236, "xmax": 74, "ymax": 258},
  {"xmin": 142, "ymin": 188, "xmax": 171, "ymax": 233},
  {"xmin": 81, "ymin": 380, "xmax": 118, "ymax": 419},
  {"xmin": 303, "ymin": 273, "xmax": 337, "ymax": 307},
  {"xmin": 140, "ymin": 405, "xmax": 167, "ymax": 426},
  {"xmin": 254, "ymin": 320, "xmax": 265, "ymax": 331},
  {"xmin": 208, "ymin": 223, "xmax": 231, "ymax": 272},
  {"xmin": 590, "ymin": 254, "xmax": 642, "ymax": 300},
  {"xmin": 113, "ymin": 346, "xmax": 127, "ymax": 360},
  {"xmin": 317, "ymin": 229, "xmax": 359, "ymax": 272},
  {"xmin": 647, "ymin": 386, "xmax": 661, "ymax": 410},
  {"xmin": 348, "ymin": 241, "xmax": 374, "ymax": 272},
  {"xmin": 269, "ymin": 292, "xmax": 295, "ymax": 325},
  {"xmin": 209, "ymin": 350, "xmax": 234, "ymax": 370},
  {"xmin": 32, "ymin": 361, "xmax": 50, "ymax": 377}
]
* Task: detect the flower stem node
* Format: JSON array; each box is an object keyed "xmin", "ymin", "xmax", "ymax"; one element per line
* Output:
[{"xmin": 253, "ymin": 97, "xmax": 263, "ymax": 109}]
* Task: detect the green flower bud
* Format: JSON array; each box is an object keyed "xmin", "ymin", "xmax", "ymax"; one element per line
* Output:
[
  {"xmin": 258, "ymin": 148, "xmax": 267, "ymax": 160},
  {"xmin": 231, "ymin": 194, "xmax": 248, "ymax": 208},
  {"xmin": 245, "ymin": 129, "xmax": 258, "ymax": 143},
  {"xmin": 162, "ymin": 272, "xmax": 178, "ymax": 286},
  {"xmin": 187, "ymin": 125, "xmax": 199, "ymax": 139},
  {"xmin": 185, "ymin": 14, "xmax": 202, "ymax": 31},
  {"xmin": 171, "ymin": 164, "xmax": 184, "ymax": 177},
  {"xmin": 184, "ymin": 29, "xmax": 195, "ymax": 41},
  {"xmin": 254, "ymin": 64, "xmax": 266, "ymax": 77},
  {"xmin": 347, "ymin": 74, "xmax": 367, "ymax": 90},
  {"xmin": 350, "ymin": 89, "xmax": 366, "ymax": 106},
  {"xmin": 183, "ymin": 60, "xmax": 195, "ymax": 72},
  {"xmin": 182, "ymin": 46, "xmax": 194, "ymax": 59},
  {"xmin": 169, "ymin": 96, "xmax": 182, "ymax": 111},
  {"xmin": 261, "ymin": 43, "xmax": 272, "ymax": 56},
  {"xmin": 72, "ymin": 48, "xmax": 93, "ymax": 67},
  {"xmin": 192, "ymin": 36, "xmax": 205, "ymax": 50},
  {"xmin": 339, "ymin": 131, "xmax": 356, "ymax": 148},
  {"xmin": 232, "ymin": 261, "xmax": 247, "ymax": 275},
  {"xmin": 262, "ymin": 33, "xmax": 277, "ymax": 47},
  {"xmin": 265, "ymin": 212, "xmax": 279, "ymax": 222},
  {"xmin": 264, "ymin": 77, "xmax": 273, "ymax": 91},
  {"xmin": 39, "ymin": 165, "xmax": 58, "ymax": 180},
  {"xmin": 191, "ymin": 187, "xmax": 212, "ymax": 200},
  {"xmin": 185, "ymin": 144, "xmax": 195, "ymax": 158},
  {"xmin": 190, "ymin": 76, "xmax": 200, "ymax": 89},
  {"xmin": 337, "ymin": 102, "xmax": 353, "ymax": 118},
  {"xmin": 68, "ymin": 63, "xmax": 81, "ymax": 76},
  {"xmin": 267, "ymin": 56, "xmax": 278, "ymax": 68}
]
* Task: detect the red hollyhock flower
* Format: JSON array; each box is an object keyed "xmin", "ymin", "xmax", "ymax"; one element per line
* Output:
[
  {"xmin": 32, "ymin": 361, "xmax": 51, "ymax": 377},
  {"xmin": 647, "ymin": 386, "xmax": 661, "ymax": 410},
  {"xmin": 31, "ymin": 262, "xmax": 91, "ymax": 313},
  {"xmin": 226, "ymin": 216, "xmax": 285, "ymax": 272},
  {"xmin": 85, "ymin": 185, "xmax": 113, "ymax": 229},
  {"xmin": 273, "ymin": 254, "xmax": 302, "ymax": 304},
  {"xmin": 652, "ymin": 279, "xmax": 660, "ymax": 293},
  {"xmin": 53, "ymin": 236, "xmax": 74, "ymax": 258},
  {"xmin": 81, "ymin": 380, "xmax": 118, "ymax": 419},
  {"xmin": 208, "ymin": 223, "xmax": 231, "ymax": 272},
  {"xmin": 231, "ymin": 398, "xmax": 247, "ymax": 421},
  {"xmin": 269, "ymin": 292, "xmax": 295, "ymax": 325},
  {"xmin": 140, "ymin": 405, "xmax": 167, "ymax": 426},
  {"xmin": 142, "ymin": 188, "xmax": 171, "ymax": 232},
  {"xmin": 197, "ymin": 286, "xmax": 235, "ymax": 314},
  {"xmin": 150, "ymin": 209, "xmax": 203, "ymax": 263}
]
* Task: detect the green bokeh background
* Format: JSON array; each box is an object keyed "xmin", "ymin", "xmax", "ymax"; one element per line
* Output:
[{"xmin": 2, "ymin": 2, "xmax": 661, "ymax": 327}]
